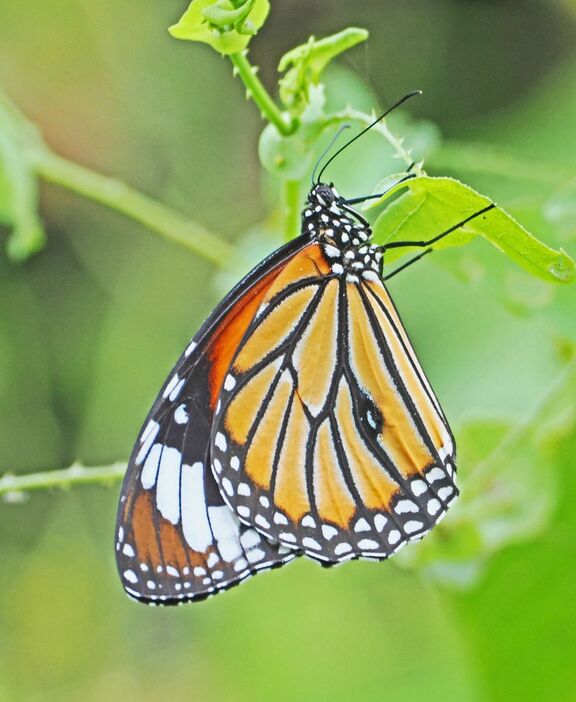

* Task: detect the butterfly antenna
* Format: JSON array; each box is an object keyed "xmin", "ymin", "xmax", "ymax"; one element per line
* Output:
[
  {"xmin": 311, "ymin": 124, "xmax": 351, "ymax": 185},
  {"xmin": 315, "ymin": 90, "xmax": 422, "ymax": 185}
]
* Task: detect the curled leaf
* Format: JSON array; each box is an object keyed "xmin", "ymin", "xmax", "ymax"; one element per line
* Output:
[
  {"xmin": 372, "ymin": 176, "xmax": 575, "ymax": 284},
  {"xmin": 278, "ymin": 28, "xmax": 368, "ymax": 113},
  {"xmin": 169, "ymin": 0, "xmax": 269, "ymax": 55}
]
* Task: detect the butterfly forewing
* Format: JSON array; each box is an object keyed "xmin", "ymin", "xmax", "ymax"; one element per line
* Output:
[
  {"xmin": 115, "ymin": 236, "xmax": 312, "ymax": 603},
  {"xmin": 209, "ymin": 195, "xmax": 458, "ymax": 564}
]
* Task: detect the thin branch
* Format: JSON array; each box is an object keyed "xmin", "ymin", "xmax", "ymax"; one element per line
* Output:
[
  {"xmin": 33, "ymin": 148, "xmax": 241, "ymax": 268},
  {"xmin": 0, "ymin": 462, "xmax": 126, "ymax": 501},
  {"xmin": 230, "ymin": 51, "xmax": 296, "ymax": 136}
]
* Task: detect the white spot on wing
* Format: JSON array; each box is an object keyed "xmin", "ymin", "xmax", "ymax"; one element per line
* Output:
[
  {"xmin": 255, "ymin": 514, "xmax": 270, "ymax": 529},
  {"xmin": 427, "ymin": 467, "xmax": 445, "ymax": 483},
  {"xmin": 136, "ymin": 422, "xmax": 160, "ymax": 465},
  {"xmin": 321, "ymin": 524, "xmax": 338, "ymax": 540},
  {"xmin": 224, "ymin": 374, "xmax": 236, "ymax": 391},
  {"xmin": 411, "ymin": 479, "xmax": 428, "ymax": 497},
  {"xmin": 141, "ymin": 443, "xmax": 162, "ymax": 489},
  {"xmin": 246, "ymin": 548, "xmax": 266, "ymax": 564},
  {"xmin": 163, "ymin": 374, "xmax": 180, "ymax": 399},
  {"xmin": 302, "ymin": 515, "xmax": 316, "ymax": 528},
  {"xmin": 123, "ymin": 570, "xmax": 138, "ymax": 584},
  {"xmin": 208, "ymin": 505, "xmax": 243, "ymax": 562},
  {"xmin": 174, "ymin": 404, "xmax": 189, "ymax": 425},
  {"xmin": 184, "ymin": 340, "xmax": 197, "ymax": 357},
  {"xmin": 334, "ymin": 542, "xmax": 352, "ymax": 555},
  {"xmin": 141, "ymin": 420, "xmax": 159, "ymax": 445},
  {"xmin": 394, "ymin": 499, "xmax": 419, "ymax": 515},
  {"xmin": 437, "ymin": 485, "xmax": 455, "ymax": 501},
  {"xmin": 358, "ymin": 539, "xmax": 379, "ymax": 550},
  {"xmin": 207, "ymin": 552, "xmax": 219, "ymax": 568},
  {"xmin": 181, "ymin": 462, "xmax": 212, "ymax": 552},
  {"xmin": 234, "ymin": 558, "xmax": 248, "ymax": 572},
  {"xmin": 302, "ymin": 537, "xmax": 321, "ymax": 550},
  {"xmin": 374, "ymin": 514, "xmax": 387, "ymax": 532},
  {"xmin": 156, "ymin": 447, "xmax": 182, "ymax": 525},
  {"xmin": 238, "ymin": 482, "xmax": 251, "ymax": 497},
  {"xmin": 404, "ymin": 520, "xmax": 424, "ymax": 534},
  {"xmin": 214, "ymin": 432, "xmax": 227, "ymax": 452},
  {"xmin": 354, "ymin": 518, "xmax": 371, "ymax": 532},
  {"xmin": 169, "ymin": 378, "xmax": 185, "ymax": 402}
]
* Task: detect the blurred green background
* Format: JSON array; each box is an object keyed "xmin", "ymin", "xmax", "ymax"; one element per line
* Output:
[{"xmin": 1, "ymin": 1, "xmax": 576, "ymax": 700}]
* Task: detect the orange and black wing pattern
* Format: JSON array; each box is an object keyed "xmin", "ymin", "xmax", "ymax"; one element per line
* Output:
[
  {"xmin": 210, "ymin": 188, "xmax": 457, "ymax": 564},
  {"xmin": 115, "ymin": 236, "xmax": 311, "ymax": 604},
  {"xmin": 117, "ymin": 180, "xmax": 461, "ymax": 603}
]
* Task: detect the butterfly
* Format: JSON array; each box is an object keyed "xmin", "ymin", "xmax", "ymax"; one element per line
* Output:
[{"xmin": 115, "ymin": 98, "xmax": 495, "ymax": 604}]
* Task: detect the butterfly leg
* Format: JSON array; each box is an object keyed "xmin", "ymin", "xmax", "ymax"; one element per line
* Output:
[
  {"xmin": 342, "ymin": 169, "xmax": 416, "ymax": 206},
  {"xmin": 381, "ymin": 203, "xmax": 496, "ymax": 252},
  {"xmin": 382, "ymin": 248, "xmax": 432, "ymax": 281}
]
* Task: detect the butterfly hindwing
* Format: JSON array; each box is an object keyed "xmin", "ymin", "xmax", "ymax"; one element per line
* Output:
[
  {"xmin": 115, "ymin": 236, "xmax": 312, "ymax": 603},
  {"xmin": 210, "ymin": 214, "xmax": 458, "ymax": 564}
]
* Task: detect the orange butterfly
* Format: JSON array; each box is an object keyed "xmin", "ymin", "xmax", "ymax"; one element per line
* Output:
[{"xmin": 115, "ymin": 104, "xmax": 494, "ymax": 604}]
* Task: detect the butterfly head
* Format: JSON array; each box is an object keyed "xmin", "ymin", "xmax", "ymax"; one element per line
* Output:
[
  {"xmin": 303, "ymin": 182, "xmax": 368, "ymax": 243},
  {"xmin": 303, "ymin": 183, "xmax": 382, "ymax": 284}
]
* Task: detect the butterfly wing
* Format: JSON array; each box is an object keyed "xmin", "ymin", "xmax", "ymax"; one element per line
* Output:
[
  {"xmin": 210, "ymin": 245, "xmax": 457, "ymax": 564},
  {"xmin": 115, "ymin": 235, "xmax": 311, "ymax": 604}
]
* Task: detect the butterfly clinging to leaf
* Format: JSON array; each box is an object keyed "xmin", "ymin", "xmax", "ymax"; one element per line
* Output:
[{"xmin": 115, "ymin": 93, "xmax": 495, "ymax": 604}]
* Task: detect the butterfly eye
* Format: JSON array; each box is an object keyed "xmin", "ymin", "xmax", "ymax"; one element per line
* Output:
[{"xmin": 316, "ymin": 183, "xmax": 335, "ymax": 204}]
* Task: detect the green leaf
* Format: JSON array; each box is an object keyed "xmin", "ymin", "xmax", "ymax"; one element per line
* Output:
[
  {"xmin": 278, "ymin": 28, "xmax": 369, "ymax": 113},
  {"xmin": 0, "ymin": 95, "xmax": 46, "ymax": 262},
  {"xmin": 372, "ymin": 176, "xmax": 575, "ymax": 284},
  {"xmin": 169, "ymin": 0, "xmax": 269, "ymax": 55}
]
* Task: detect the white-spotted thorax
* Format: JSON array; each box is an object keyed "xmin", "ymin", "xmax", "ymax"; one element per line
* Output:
[{"xmin": 302, "ymin": 183, "xmax": 383, "ymax": 284}]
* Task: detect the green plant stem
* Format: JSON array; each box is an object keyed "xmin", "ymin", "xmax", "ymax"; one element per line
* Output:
[
  {"xmin": 230, "ymin": 51, "xmax": 295, "ymax": 136},
  {"xmin": 282, "ymin": 179, "xmax": 300, "ymax": 240},
  {"xmin": 33, "ymin": 147, "xmax": 240, "ymax": 268},
  {"xmin": 0, "ymin": 463, "xmax": 126, "ymax": 500}
]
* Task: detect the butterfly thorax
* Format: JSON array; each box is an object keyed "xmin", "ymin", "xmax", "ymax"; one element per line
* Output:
[{"xmin": 303, "ymin": 183, "xmax": 383, "ymax": 284}]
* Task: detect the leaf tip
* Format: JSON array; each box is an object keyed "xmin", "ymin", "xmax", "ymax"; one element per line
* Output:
[{"xmin": 548, "ymin": 250, "xmax": 576, "ymax": 284}]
